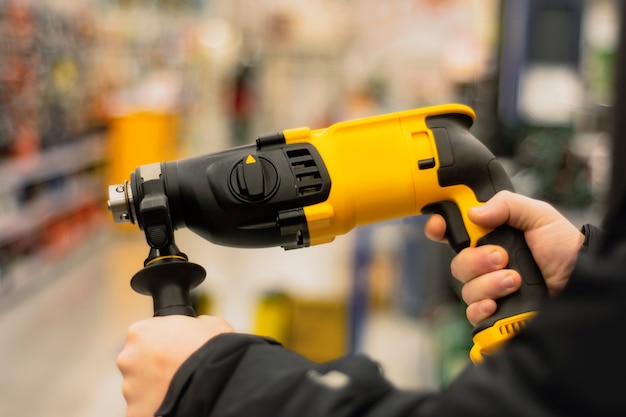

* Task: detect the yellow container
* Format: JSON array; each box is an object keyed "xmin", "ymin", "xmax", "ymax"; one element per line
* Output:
[
  {"xmin": 107, "ymin": 111, "xmax": 179, "ymax": 185},
  {"xmin": 254, "ymin": 292, "xmax": 293, "ymax": 346},
  {"xmin": 288, "ymin": 299, "xmax": 347, "ymax": 363},
  {"xmin": 254, "ymin": 293, "xmax": 347, "ymax": 363}
]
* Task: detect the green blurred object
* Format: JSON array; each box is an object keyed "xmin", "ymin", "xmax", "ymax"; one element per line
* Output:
[
  {"xmin": 516, "ymin": 127, "xmax": 593, "ymax": 207},
  {"xmin": 432, "ymin": 303, "xmax": 473, "ymax": 387}
]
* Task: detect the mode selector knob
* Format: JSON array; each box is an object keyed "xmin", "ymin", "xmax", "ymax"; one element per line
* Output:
[{"xmin": 230, "ymin": 155, "xmax": 279, "ymax": 201}]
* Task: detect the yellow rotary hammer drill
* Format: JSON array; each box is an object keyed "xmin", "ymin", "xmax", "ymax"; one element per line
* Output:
[{"xmin": 108, "ymin": 103, "xmax": 546, "ymax": 363}]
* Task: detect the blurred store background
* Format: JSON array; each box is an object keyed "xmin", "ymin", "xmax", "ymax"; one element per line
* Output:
[{"xmin": 0, "ymin": 0, "xmax": 620, "ymax": 416}]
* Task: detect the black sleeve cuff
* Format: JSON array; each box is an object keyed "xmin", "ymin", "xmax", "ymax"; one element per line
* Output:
[{"xmin": 580, "ymin": 224, "xmax": 605, "ymax": 253}]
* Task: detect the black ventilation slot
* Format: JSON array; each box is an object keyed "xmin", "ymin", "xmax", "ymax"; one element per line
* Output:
[{"xmin": 286, "ymin": 148, "xmax": 323, "ymax": 197}]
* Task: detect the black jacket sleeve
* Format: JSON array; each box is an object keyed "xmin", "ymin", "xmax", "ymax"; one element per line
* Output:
[
  {"xmin": 580, "ymin": 223, "xmax": 604, "ymax": 253},
  {"xmin": 157, "ymin": 225, "xmax": 626, "ymax": 417},
  {"xmin": 156, "ymin": 333, "xmax": 433, "ymax": 417}
]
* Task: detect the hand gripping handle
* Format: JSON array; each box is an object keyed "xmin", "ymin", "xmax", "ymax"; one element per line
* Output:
[
  {"xmin": 471, "ymin": 225, "xmax": 547, "ymax": 358},
  {"xmin": 424, "ymin": 113, "xmax": 548, "ymax": 362},
  {"xmin": 423, "ymin": 200, "xmax": 547, "ymax": 362}
]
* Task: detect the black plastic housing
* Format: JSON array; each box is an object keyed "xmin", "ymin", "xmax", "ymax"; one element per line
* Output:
[{"xmin": 131, "ymin": 140, "xmax": 331, "ymax": 250}]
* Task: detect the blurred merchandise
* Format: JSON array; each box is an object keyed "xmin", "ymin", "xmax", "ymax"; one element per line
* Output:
[
  {"xmin": 430, "ymin": 303, "xmax": 473, "ymax": 387},
  {"xmin": 493, "ymin": 0, "xmax": 617, "ymax": 209},
  {"xmin": 0, "ymin": 1, "xmax": 106, "ymax": 306},
  {"xmin": 0, "ymin": 132, "xmax": 107, "ymax": 305},
  {"xmin": 226, "ymin": 63, "xmax": 259, "ymax": 146},
  {"xmin": 0, "ymin": 1, "xmax": 99, "ymax": 157},
  {"xmin": 514, "ymin": 128, "xmax": 593, "ymax": 206},
  {"xmin": 254, "ymin": 290, "xmax": 293, "ymax": 346},
  {"xmin": 191, "ymin": 288, "xmax": 213, "ymax": 316},
  {"xmin": 106, "ymin": 111, "xmax": 179, "ymax": 185},
  {"xmin": 254, "ymin": 291, "xmax": 347, "ymax": 363}
]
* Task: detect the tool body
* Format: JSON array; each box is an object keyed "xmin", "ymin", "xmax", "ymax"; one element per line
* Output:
[{"xmin": 109, "ymin": 103, "xmax": 547, "ymax": 362}]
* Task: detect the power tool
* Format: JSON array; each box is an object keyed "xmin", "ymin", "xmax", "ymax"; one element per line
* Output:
[{"xmin": 107, "ymin": 103, "xmax": 546, "ymax": 363}]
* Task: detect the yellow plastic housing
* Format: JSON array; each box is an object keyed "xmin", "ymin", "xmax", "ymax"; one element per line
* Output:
[
  {"xmin": 283, "ymin": 104, "xmax": 490, "ymax": 247},
  {"xmin": 470, "ymin": 311, "xmax": 537, "ymax": 363}
]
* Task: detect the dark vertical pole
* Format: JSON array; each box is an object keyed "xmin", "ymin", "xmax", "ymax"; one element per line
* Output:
[{"xmin": 604, "ymin": 1, "xmax": 626, "ymax": 235}]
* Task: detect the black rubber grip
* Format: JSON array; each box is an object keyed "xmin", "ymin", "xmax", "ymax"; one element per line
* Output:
[
  {"xmin": 131, "ymin": 261, "xmax": 206, "ymax": 317},
  {"xmin": 473, "ymin": 225, "xmax": 548, "ymax": 334}
]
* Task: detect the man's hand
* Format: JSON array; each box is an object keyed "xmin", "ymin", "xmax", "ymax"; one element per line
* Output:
[
  {"xmin": 117, "ymin": 315, "xmax": 234, "ymax": 417},
  {"xmin": 425, "ymin": 191, "xmax": 585, "ymax": 326}
]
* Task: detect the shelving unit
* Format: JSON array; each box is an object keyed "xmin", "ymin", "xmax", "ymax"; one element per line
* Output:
[
  {"xmin": 0, "ymin": 0, "xmax": 206, "ymax": 311},
  {"xmin": 0, "ymin": 2, "xmax": 108, "ymax": 308},
  {"xmin": 0, "ymin": 131, "xmax": 108, "ymax": 304}
]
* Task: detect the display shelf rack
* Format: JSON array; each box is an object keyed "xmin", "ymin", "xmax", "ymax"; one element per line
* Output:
[{"xmin": 0, "ymin": 131, "xmax": 108, "ymax": 307}]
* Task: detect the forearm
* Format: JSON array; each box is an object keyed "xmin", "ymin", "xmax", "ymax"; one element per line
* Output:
[
  {"xmin": 155, "ymin": 329, "xmax": 577, "ymax": 417},
  {"xmin": 156, "ymin": 333, "xmax": 437, "ymax": 417},
  {"xmin": 155, "ymin": 330, "xmax": 569, "ymax": 417}
]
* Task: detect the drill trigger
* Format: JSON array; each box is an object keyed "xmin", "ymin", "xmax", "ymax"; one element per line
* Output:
[{"xmin": 422, "ymin": 201, "xmax": 471, "ymax": 253}]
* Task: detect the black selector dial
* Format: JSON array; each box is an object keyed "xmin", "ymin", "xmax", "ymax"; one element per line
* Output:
[{"xmin": 230, "ymin": 155, "xmax": 279, "ymax": 201}]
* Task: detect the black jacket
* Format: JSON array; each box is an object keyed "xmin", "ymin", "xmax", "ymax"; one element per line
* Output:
[{"xmin": 157, "ymin": 225, "xmax": 626, "ymax": 416}]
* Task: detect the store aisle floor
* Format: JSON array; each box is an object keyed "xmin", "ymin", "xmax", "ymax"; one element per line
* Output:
[
  {"xmin": 0, "ymin": 230, "xmax": 152, "ymax": 417},
  {"xmin": 0, "ymin": 228, "xmax": 436, "ymax": 417}
]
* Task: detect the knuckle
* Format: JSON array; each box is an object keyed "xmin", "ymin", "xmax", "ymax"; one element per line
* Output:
[
  {"xmin": 116, "ymin": 349, "xmax": 132, "ymax": 372},
  {"xmin": 127, "ymin": 320, "xmax": 146, "ymax": 336},
  {"xmin": 451, "ymin": 248, "xmax": 481, "ymax": 282},
  {"xmin": 450, "ymin": 255, "xmax": 467, "ymax": 281},
  {"xmin": 116, "ymin": 355, "xmax": 128, "ymax": 372},
  {"xmin": 120, "ymin": 379, "xmax": 132, "ymax": 401},
  {"xmin": 465, "ymin": 305, "xmax": 479, "ymax": 327},
  {"xmin": 460, "ymin": 279, "xmax": 481, "ymax": 305}
]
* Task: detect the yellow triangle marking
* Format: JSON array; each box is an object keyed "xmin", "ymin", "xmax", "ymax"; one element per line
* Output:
[{"xmin": 246, "ymin": 155, "xmax": 257, "ymax": 164}]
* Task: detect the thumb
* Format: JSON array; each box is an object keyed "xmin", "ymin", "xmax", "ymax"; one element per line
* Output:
[{"xmin": 468, "ymin": 190, "xmax": 553, "ymax": 231}]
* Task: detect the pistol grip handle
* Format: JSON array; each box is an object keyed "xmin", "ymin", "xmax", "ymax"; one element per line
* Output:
[
  {"xmin": 423, "ymin": 202, "xmax": 547, "ymax": 361},
  {"xmin": 475, "ymin": 225, "xmax": 548, "ymax": 330}
]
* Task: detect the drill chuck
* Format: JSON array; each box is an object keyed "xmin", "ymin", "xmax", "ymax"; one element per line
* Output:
[{"xmin": 108, "ymin": 181, "xmax": 136, "ymax": 224}]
